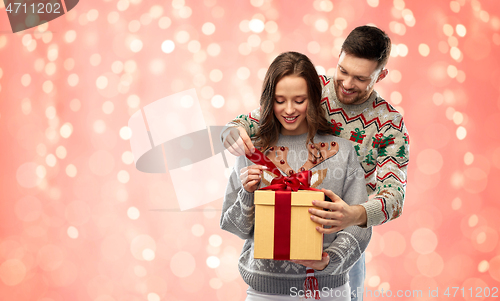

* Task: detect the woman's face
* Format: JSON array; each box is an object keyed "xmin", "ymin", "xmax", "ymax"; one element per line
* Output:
[{"xmin": 273, "ymin": 75, "xmax": 309, "ymax": 136}]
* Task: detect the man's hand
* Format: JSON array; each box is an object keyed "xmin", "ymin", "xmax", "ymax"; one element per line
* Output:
[
  {"xmin": 291, "ymin": 252, "xmax": 330, "ymax": 271},
  {"xmin": 223, "ymin": 127, "xmax": 255, "ymax": 156},
  {"xmin": 240, "ymin": 165, "xmax": 267, "ymax": 193},
  {"xmin": 308, "ymin": 189, "xmax": 368, "ymax": 233}
]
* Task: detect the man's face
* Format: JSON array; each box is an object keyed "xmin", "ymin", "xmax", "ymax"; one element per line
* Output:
[{"xmin": 333, "ymin": 52, "xmax": 388, "ymax": 105}]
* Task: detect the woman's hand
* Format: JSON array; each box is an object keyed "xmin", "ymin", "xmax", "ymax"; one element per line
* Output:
[
  {"xmin": 308, "ymin": 189, "xmax": 368, "ymax": 233},
  {"xmin": 291, "ymin": 252, "xmax": 330, "ymax": 271},
  {"xmin": 240, "ymin": 165, "xmax": 267, "ymax": 192}
]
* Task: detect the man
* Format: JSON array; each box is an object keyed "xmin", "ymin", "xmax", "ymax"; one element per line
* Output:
[{"xmin": 223, "ymin": 25, "xmax": 410, "ymax": 301}]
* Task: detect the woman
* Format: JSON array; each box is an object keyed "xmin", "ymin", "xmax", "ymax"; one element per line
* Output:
[{"xmin": 220, "ymin": 52, "xmax": 371, "ymax": 300}]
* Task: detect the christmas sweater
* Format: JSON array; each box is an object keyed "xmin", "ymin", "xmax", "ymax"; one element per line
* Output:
[
  {"xmin": 226, "ymin": 75, "xmax": 410, "ymax": 228},
  {"xmin": 220, "ymin": 133, "xmax": 372, "ymax": 295}
]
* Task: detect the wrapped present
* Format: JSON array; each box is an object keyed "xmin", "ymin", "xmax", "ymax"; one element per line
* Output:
[
  {"xmin": 254, "ymin": 190, "xmax": 324, "ymax": 260},
  {"xmin": 247, "ymin": 149, "xmax": 324, "ymax": 261}
]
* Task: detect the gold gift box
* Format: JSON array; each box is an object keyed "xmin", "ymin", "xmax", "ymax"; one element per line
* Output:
[{"xmin": 253, "ymin": 190, "xmax": 324, "ymax": 260}]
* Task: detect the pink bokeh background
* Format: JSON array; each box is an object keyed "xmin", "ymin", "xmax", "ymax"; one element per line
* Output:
[{"xmin": 1, "ymin": 0, "xmax": 500, "ymax": 300}]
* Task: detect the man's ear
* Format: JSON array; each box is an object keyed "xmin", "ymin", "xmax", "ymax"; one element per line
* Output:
[{"xmin": 376, "ymin": 69, "xmax": 388, "ymax": 83}]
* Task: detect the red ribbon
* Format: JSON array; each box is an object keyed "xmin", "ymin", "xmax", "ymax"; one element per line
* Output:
[{"xmin": 246, "ymin": 149, "xmax": 320, "ymax": 260}]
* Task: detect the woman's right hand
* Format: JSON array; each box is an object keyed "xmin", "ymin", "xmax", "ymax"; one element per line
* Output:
[{"xmin": 240, "ymin": 165, "xmax": 268, "ymax": 192}]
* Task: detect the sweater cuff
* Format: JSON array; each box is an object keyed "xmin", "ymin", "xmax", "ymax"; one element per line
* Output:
[
  {"xmin": 237, "ymin": 189, "xmax": 255, "ymax": 212},
  {"xmin": 360, "ymin": 199, "xmax": 385, "ymax": 228}
]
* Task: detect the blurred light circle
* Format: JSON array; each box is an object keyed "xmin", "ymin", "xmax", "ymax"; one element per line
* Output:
[
  {"xmin": 191, "ymin": 224, "xmax": 204, "ymax": 237},
  {"xmin": 247, "ymin": 34, "xmax": 261, "ymax": 47},
  {"xmin": 456, "ymin": 126, "xmax": 466, "ymax": 140},
  {"xmin": 67, "ymin": 226, "xmax": 79, "ymax": 239},
  {"xmin": 127, "ymin": 207, "xmax": 140, "ymax": 220},
  {"xmin": 60, "ymin": 122, "xmax": 73, "ymax": 138},
  {"xmin": 101, "ymin": 235, "xmax": 127, "ymax": 262},
  {"xmin": 390, "ymin": 91, "xmax": 402, "ymax": 105},
  {"xmin": 67, "ymin": 74, "xmax": 79, "ymax": 86},
  {"xmin": 65, "ymin": 30, "xmax": 76, "ymax": 43},
  {"xmin": 117, "ymin": 170, "xmax": 130, "ymax": 183},
  {"xmin": 131, "ymin": 235, "xmax": 156, "ymax": 261},
  {"xmin": 471, "ymin": 226, "xmax": 498, "ymax": 252},
  {"xmin": 142, "ymin": 249, "xmax": 155, "ymax": 261},
  {"xmin": 127, "ymin": 94, "xmax": 140, "ymax": 108},
  {"xmin": 0, "ymin": 259, "xmax": 26, "ymax": 286},
  {"xmin": 411, "ymin": 228, "xmax": 438, "ymax": 254},
  {"xmin": 130, "ymin": 39, "xmax": 143, "ymax": 52},
  {"xmin": 161, "ymin": 40, "xmax": 175, "ymax": 53},
  {"xmin": 96, "ymin": 76, "xmax": 108, "ymax": 89},
  {"xmin": 207, "ymin": 43, "xmax": 221, "ymax": 56},
  {"xmin": 102, "ymin": 101, "xmax": 114, "ymax": 114},
  {"xmin": 119, "ymin": 126, "xmax": 132, "ymax": 140},
  {"xmin": 209, "ymin": 277, "xmax": 223, "ymax": 289},
  {"xmin": 46, "ymin": 154, "xmax": 57, "ymax": 167},
  {"xmin": 209, "ymin": 69, "xmax": 223, "ymax": 82},
  {"xmin": 202, "ymin": 22, "xmax": 216, "ymax": 35},
  {"xmin": 43, "ymin": 80, "xmax": 54, "ymax": 93},
  {"xmin": 206, "ymin": 256, "xmax": 220, "ymax": 268},
  {"xmin": 121, "ymin": 151, "xmax": 134, "ymax": 164},
  {"xmin": 315, "ymin": 19, "xmax": 328, "ymax": 32},
  {"xmin": 418, "ymin": 44, "xmax": 430, "ymax": 57},
  {"xmin": 66, "ymin": 164, "xmax": 77, "ymax": 178},
  {"xmin": 175, "ymin": 30, "xmax": 190, "ymax": 43},
  {"xmin": 21, "ymin": 74, "xmax": 31, "ymax": 86},
  {"xmin": 93, "ymin": 120, "xmax": 107, "ymax": 134},
  {"xmin": 187, "ymin": 40, "xmax": 201, "ymax": 53},
  {"xmin": 209, "ymin": 235, "xmax": 222, "ymax": 247},
  {"xmin": 463, "ymin": 167, "xmax": 487, "ymax": 194},
  {"xmin": 489, "ymin": 256, "xmax": 500, "ymax": 281},
  {"xmin": 170, "ymin": 251, "xmax": 195, "ymax": 277},
  {"xmin": 16, "ymin": 162, "xmax": 42, "ymax": 188},
  {"xmin": 56, "ymin": 146, "xmax": 67, "ymax": 159},
  {"xmin": 211, "ymin": 95, "xmax": 225, "ymax": 108},
  {"xmin": 455, "ymin": 24, "xmax": 466, "ymax": 37},
  {"xmin": 478, "ymin": 260, "xmax": 489, "ymax": 273},
  {"xmin": 249, "ymin": 19, "xmax": 265, "ymax": 33},
  {"xmin": 147, "ymin": 293, "xmax": 160, "ymax": 301},
  {"xmin": 134, "ymin": 265, "xmax": 147, "ymax": 277},
  {"xmin": 390, "ymin": 70, "xmax": 402, "ymax": 83},
  {"xmin": 416, "ymin": 149, "xmax": 443, "ymax": 175},
  {"xmin": 237, "ymin": 67, "xmax": 250, "ymax": 80},
  {"xmin": 111, "ymin": 61, "xmax": 123, "ymax": 74},
  {"xmin": 368, "ymin": 275, "xmax": 380, "ymax": 287}
]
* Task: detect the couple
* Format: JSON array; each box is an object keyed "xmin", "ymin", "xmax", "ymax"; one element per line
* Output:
[{"xmin": 221, "ymin": 26, "xmax": 410, "ymax": 301}]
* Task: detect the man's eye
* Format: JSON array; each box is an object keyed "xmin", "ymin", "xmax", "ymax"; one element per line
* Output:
[{"xmin": 357, "ymin": 77, "xmax": 367, "ymax": 82}]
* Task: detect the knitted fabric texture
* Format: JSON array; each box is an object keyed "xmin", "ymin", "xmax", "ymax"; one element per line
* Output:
[
  {"xmin": 226, "ymin": 75, "xmax": 410, "ymax": 228},
  {"xmin": 220, "ymin": 133, "xmax": 372, "ymax": 295}
]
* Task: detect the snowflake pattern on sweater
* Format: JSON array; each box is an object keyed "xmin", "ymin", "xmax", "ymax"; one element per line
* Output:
[{"xmin": 226, "ymin": 75, "xmax": 410, "ymax": 228}]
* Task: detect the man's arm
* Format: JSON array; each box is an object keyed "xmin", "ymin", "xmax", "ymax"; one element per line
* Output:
[{"xmin": 361, "ymin": 122, "xmax": 410, "ymax": 228}]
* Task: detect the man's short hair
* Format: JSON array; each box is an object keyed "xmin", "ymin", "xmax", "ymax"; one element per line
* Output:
[{"xmin": 341, "ymin": 25, "xmax": 392, "ymax": 69}]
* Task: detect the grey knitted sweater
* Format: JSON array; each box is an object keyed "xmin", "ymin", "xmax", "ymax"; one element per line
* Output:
[{"xmin": 220, "ymin": 133, "xmax": 372, "ymax": 295}]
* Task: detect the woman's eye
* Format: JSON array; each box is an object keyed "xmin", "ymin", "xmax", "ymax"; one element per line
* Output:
[{"xmin": 275, "ymin": 100, "xmax": 284, "ymax": 104}]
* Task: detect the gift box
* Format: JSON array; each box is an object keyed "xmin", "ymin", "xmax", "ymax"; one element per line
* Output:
[{"xmin": 253, "ymin": 190, "xmax": 324, "ymax": 260}]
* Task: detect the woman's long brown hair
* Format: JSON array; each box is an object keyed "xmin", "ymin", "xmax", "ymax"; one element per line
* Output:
[{"xmin": 253, "ymin": 51, "xmax": 333, "ymax": 151}]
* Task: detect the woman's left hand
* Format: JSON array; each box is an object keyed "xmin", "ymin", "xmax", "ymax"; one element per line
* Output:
[{"xmin": 291, "ymin": 252, "xmax": 330, "ymax": 271}]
